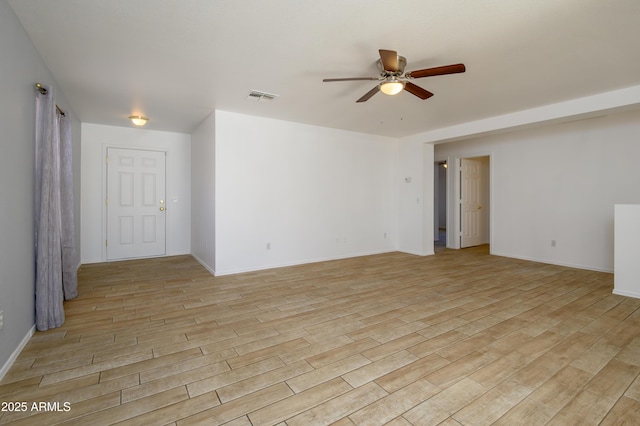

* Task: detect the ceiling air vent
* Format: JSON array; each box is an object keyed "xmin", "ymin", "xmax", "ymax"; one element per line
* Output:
[{"xmin": 248, "ymin": 90, "xmax": 279, "ymax": 102}]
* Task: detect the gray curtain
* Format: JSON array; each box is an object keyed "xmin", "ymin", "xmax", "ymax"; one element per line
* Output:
[
  {"xmin": 34, "ymin": 84, "xmax": 77, "ymax": 332},
  {"xmin": 59, "ymin": 104, "xmax": 78, "ymax": 300}
]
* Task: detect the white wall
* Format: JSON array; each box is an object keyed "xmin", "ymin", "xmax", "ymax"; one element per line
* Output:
[
  {"xmin": 191, "ymin": 113, "xmax": 216, "ymax": 273},
  {"xmin": 213, "ymin": 111, "xmax": 398, "ymax": 275},
  {"xmin": 81, "ymin": 123, "xmax": 191, "ymax": 263},
  {"xmin": 0, "ymin": 0, "xmax": 81, "ymax": 379},
  {"xmin": 435, "ymin": 109, "xmax": 640, "ymax": 272},
  {"xmin": 614, "ymin": 204, "xmax": 640, "ymax": 298},
  {"xmin": 397, "ymin": 140, "xmax": 434, "ymax": 256}
]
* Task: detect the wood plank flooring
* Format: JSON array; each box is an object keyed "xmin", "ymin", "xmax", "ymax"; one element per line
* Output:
[{"xmin": 2, "ymin": 246, "xmax": 640, "ymax": 425}]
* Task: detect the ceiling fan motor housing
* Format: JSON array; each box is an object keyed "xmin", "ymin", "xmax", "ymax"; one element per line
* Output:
[{"xmin": 378, "ymin": 56, "xmax": 407, "ymax": 76}]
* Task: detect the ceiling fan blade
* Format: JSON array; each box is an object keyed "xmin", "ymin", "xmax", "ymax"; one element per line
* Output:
[
  {"xmin": 379, "ymin": 49, "xmax": 399, "ymax": 72},
  {"xmin": 407, "ymin": 63, "xmax": 466, "ymax": 79},
  {"xmin": 323, "ymin": 77, "xmax": 379, "ymax": 82},
  {"xmin": 404, "ymin": 82, "xmax": 434, "ymax": 100},
  {"xmin": 356, "ymin": 85, "xmax": 380, "ymax": 103}
]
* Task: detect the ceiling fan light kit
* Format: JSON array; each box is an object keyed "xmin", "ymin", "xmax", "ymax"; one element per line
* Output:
[
  {"xmin": 323, "ymin": 49, "xmax": 465, "ymax": 103},
  {"xmin": 380, "ymin": 78, "xmax": 405, "ymax": 96}
]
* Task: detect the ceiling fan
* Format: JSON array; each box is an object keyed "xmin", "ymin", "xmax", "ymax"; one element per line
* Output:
[{"xmin": 323, "ymin": 49, "xmax": 466, "ymax": 103}]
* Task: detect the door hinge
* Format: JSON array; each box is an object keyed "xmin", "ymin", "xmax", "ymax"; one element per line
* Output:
[
  {"xmin": 105, "ymin": 239, "xmax": 108, "ymax": 246},
  {"xmin": 105, "ymin": 197, "xmax": 108, "ymax": 206}
]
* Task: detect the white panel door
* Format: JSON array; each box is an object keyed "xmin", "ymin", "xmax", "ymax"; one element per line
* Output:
[
  {"xmin": 107, "ymin": 148, "xmax": 166, "ymax": 260},
  {"xmin": 460, "ymin": 158, "xmax": 483, "ymax": 248}
]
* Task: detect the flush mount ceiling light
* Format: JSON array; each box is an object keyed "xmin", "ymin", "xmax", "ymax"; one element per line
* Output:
[
  {"xmin": 380, "ymin": 77, "xmax": 405, "ymax": 96},
  {"xmin": 129, "ymin": 115, "xmax": 149, "ymax": 126}
]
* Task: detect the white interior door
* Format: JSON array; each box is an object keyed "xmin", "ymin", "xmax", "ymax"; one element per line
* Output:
[
  {"xmin": 107, "ymin": 148, "xmax": 166, "ymax": 260},
  {"xmin": 460, "ymin": 158, "xmax": 483, "ymax": 248}
]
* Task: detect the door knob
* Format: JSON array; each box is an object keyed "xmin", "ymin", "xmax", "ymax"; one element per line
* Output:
[{"xmin": 160, "ymin": 207, "xmax": 165, "ymax": 211}]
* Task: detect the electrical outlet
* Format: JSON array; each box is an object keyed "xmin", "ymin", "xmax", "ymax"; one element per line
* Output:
[{"xmin": 0, "ymin": 309, "xmax": 4, "ymax": 331}]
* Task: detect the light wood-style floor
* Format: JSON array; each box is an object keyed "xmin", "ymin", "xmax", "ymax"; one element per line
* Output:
[{"xmin": 2, "ymin": 246, "xmax": 640, "ymax": 425}]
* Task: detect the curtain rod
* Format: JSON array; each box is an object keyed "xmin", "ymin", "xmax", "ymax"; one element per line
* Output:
[{"xmin": 35, "ymin": 83, "xmax": 66, "ymax": 116}]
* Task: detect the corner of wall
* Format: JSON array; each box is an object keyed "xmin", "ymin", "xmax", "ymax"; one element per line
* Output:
[{"xmin": 0, "ymin": 325, "xmax": 35, "ymax": 383}]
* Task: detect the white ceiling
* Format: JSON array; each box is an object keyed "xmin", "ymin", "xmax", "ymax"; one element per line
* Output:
[{"xmin": 8, "ymin": 0, "xmax": 640, "ymax": 138}]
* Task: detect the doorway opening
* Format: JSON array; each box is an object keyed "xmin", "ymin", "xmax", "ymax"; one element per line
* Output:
[
  {"xmin": 434, "ymin": 160, "xmax": 447, "ymax": 252},
  {"xmin": 434, "ymin": 155, "xmax": 491, "ymax": 252}
]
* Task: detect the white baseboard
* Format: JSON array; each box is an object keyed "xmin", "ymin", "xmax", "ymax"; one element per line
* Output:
[
  {"xmin": 213, "ymin": 249, "xmax": 398, "ymax": 277},
  {"xmin": 399, "ymin": 249, "xmax": 435, "ymax": 257},
  {"xmin": 613, "ymin": 289, "xmax": 640, "ymax": 300},
  {"xmin": 191, "ymin": 253, "xmax": 216, "ymax": 276},
  {"xmin": 0, "ymin": 325, "xmax": 35, "ymax": 383},
  {"xmin": 490, "ymin": 250, "xmax": 613, "ymax": 273}
]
